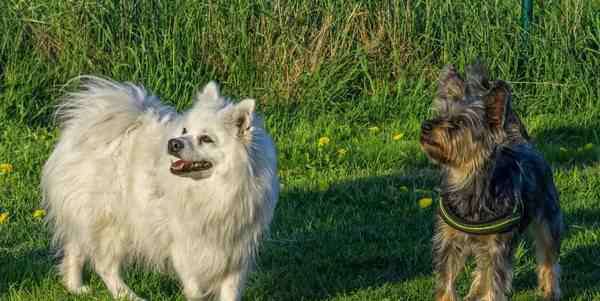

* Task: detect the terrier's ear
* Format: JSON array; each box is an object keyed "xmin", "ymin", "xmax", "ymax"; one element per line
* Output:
[
  {"xmin": 485, "ymin": 81, "xmax": 511, "ymax": 130},
  {"xmin": 438, "ymin": 65, "xmax": 465, "ymax": 101},
  {"xmin": 195, "ymin": 81, "xmax": 223, "ymax": 108},
  {"xmin": 465, "ymin": 60, "xmax": 491, "ymax": 96},
  {"xmin": 227, "ymin": 98, "xmax": 255, "ymax": 140}
]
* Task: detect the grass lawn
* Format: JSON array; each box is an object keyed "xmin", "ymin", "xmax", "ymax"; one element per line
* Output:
[{"xmin": 1, "ymin": 0, "xmax": 599, "ymax": 300}]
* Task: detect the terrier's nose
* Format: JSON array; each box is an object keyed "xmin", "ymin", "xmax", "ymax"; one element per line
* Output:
[
  {"xmin": 421, "ymin": 121, "xmax": 433, "ymax": 133},
  {"xmin": 168, "ymin": 138, "xmax": 184, "ymax": 155}
]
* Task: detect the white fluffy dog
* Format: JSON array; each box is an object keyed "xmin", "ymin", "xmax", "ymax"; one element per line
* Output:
[{"xmin": 41, "ymin": 78, "xmax": 279, "ymax": 301}]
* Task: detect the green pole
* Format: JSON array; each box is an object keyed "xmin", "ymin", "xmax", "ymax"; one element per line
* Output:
[
  {"xmin": 521, "ymin": 0, "xmax": 533, "ymax": 34},
  {"xmin": 518, "ymin": 0, "xmax": 533, "ymax": 77}
]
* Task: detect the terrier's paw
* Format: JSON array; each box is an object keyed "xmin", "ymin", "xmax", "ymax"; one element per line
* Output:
[
  {"xmin": 464, "ymin": 295, "xmax": 479, "ymax": 301},
  {"xmin": 541, "ymin": 290, "xmax": 560, "ymax": 301}
]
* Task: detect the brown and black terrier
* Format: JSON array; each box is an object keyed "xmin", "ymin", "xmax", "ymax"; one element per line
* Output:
[{"xmin": 420, "ymin": 63, "xmax": 563, "ymax": 301}]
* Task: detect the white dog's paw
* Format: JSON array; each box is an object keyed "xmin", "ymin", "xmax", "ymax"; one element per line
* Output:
[
  {"xmin": 67, "ymin": 284, "xmax": 90, "ymax": 294},
  {"xmin": 116, "ymin": 291, "xmax": 147, "ymax": 301}
]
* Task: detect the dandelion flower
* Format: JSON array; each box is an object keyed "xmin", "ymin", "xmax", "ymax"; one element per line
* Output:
[
  {"xmin": 337, "ymin": 148, "xmax": 347, "ymax": 156},
  {"xmin": 392, "ymin": 132, "xmax": 404, "ymax": 141},
  {"xmin": 0, "ymin": 212, "xmax": 8, "ymax": 224},
  {"xmin": 0, "ymin": 163, "xmax": 13, "ymax": 174},
  {"xmin": 33, "ymin": 209, "xmax": 46, "ymax": 219},
  {"xmin": 368, "ymin": 126, "xmax": 380, "ymax": 133},
  {"xmin": 418, "ymin": 197, "xmax": 433, "ymax": 208},
  {"xmin": 318, "ymin": 137, "xmax": 330, "ymax": 146}
]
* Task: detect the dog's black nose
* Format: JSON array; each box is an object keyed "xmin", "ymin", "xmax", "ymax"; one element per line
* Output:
[
  {"xmin": 421, "ymin": 121, "xmax": 433, "ymax": 133},
  {"xmin": 168, "ymin": 138, "xmax": 184, "ymax": 155}
]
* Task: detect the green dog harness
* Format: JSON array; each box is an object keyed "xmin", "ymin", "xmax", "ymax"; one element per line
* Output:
[{"xmin": 438, "ymin": 197, "xmax": 524, "ymax": 235}]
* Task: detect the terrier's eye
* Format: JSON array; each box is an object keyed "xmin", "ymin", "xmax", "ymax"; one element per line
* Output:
[
  {"xmin": 182, "ymin": 128, "xmax": 188, "ymax": 135},
  {"xmin": 451, "ymin": 119, "xmax": 465, "ymax": 128},
  {"xmin": 447, "ymin": 122, "xmax": 460, "ymax": 132},
  {"xmin": 198, "ymin": 135, "xmax": 213, "ymax": 144}
]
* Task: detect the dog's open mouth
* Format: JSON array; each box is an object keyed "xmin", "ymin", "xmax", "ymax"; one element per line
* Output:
[{"xmin": 170, "ymin": 159, "xmax": 213, "ymax": 175}]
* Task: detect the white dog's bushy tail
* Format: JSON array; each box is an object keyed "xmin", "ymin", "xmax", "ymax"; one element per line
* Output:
[
  {"xmin": 56, "ymin": 76, "xmax": 173, "ymax": 145},
  {"xmin": 43, "ymin": 77, "xmax": 174, "ymax": 249}
]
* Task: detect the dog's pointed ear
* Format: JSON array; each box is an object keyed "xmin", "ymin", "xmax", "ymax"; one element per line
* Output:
[
  {"xmin": 226, "ymin": 98, "xmax": 255, "ymax": 140},
  {"xmin": 438, "ymin": 65, "xmax": 465, "ymax": 101},
  {"xmin": 485, "ymin": 81, "xmax": 511, "ymax": 130},
  {"xmin": 195, "ymin": 81, "xmax": 223, "ymax": 107},
  {"xmin": 465, "ymin": 60, "xmax": 491, "ymax": 96},
  {"xmin": 200, "ymin": 81, "xmax": 219, "ymax": 99}
]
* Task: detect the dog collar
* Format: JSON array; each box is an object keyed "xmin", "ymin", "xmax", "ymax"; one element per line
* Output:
[{"xmin": 438, "ymin": 197, "xmax": 523, "ymax": 235}]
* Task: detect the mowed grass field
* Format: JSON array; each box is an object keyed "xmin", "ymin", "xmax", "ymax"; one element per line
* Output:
[{"xmin": 1, "ymin": 0, "xmax": 599, "ymax": 300}]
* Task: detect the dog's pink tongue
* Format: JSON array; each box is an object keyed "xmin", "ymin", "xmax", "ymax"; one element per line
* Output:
[{"xmin": 171, "ymin": 159, "xmax": 190, "ymax": 171}]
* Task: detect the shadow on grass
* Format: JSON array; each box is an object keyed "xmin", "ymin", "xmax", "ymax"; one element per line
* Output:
[
  {"xmin": 511, "ymin": 207, "xmax": 600, "ymax": 298},
  {"xmin": 250, "ymin": 171, "xmax": 439, "ymax": 300},
  {"xmin": 0, "ymin": 247, "xmax": 55, "ymax": 295},
  {"xmin": 532, "ymin": 123, "xmax": 600, "ymax": 168},
  {"xmin": 254, "ymin": 168, "xmax": 599, "ymax": 300},
  {"xmin": 0, "ymin": 170, "xmax": 439, "ymax": 301},
  {"xmin": 560, "ymin": 245, "xmax": 600, "ymax": 298},
  {"xmin": 560, "ymin": 207, "xmax": 600, "ymax": 299},
  {"xmin": 3, "ymin": 169, "xmax": 597, "ymax": 300}
]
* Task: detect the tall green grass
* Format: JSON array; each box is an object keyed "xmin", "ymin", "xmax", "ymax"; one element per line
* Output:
[{"xmin": 1, "ymin": 0, "xmax": 599, "ymax": 300}]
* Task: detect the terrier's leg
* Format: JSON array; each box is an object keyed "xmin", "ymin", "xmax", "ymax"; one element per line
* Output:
[
  {"xmin": 465, "ymin": 254, "xmax": 486, "ymax": 301},
  {"xmin": 476, "ymin": 234, "xmax": 515, "ymax": 301},
  {"xmin": 433, "ymin": 222, "xmax": 468, "ymax": 301},
  {"xmin": 532, "ymin": 218, "xmax": 562, "ymax": 301}
]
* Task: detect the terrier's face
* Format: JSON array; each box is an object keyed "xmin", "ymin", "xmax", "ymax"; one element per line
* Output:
[
  {"xmin": 420, "ymin": 112, "xmax": 488, "ymax": 167},
  {"xmin": 420, "ymin": 65, "xmax": 511, "ymax": 169}
]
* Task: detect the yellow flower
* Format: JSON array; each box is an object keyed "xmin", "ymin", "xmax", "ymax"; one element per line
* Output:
[
  {"xmin": 392, "ymin": 132, "xmax": 404, "ymax": 141},
  {"xmin": 0, "ymin": 212, "xmax": 9, "ymax": 224},
  {"xmin": 337, "ymin": 148, "xmax": 347, "ymax": 156},
  {"xmin": 318, "ymin": 137, "xmax": 330, "ymax": 146},
  {"xmin": 368, "ymin": 126, "xmax": 380, "ymax": 133},
  {"xmin": 418, "ymin": 197, "xmax": 433, "ymax": 208},
  {"xmin": 559, "ymin": 147, "xmax": 568, "ymax": 152},
  {"xmin": 0, "ymin": 163, "xmax": 13, "ymax": 174},
  {"xmin": 33, "ymin": 209, "xmax": 46, "ymax": 219},
  {"xmin": 584, "ymin": 143, "xmax": 594, "ymax": 150}
]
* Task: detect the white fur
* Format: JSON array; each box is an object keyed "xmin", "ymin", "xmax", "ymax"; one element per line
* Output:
[{"xmin": 41, "ymin": 77, "xmax": 279, "ymax": 301}]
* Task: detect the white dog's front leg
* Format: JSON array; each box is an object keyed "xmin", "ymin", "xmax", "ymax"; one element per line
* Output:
[
  {"xmin": 219, "ymin": 269, "xmax": 247, "ymax": 301},
  {"xmin": 94, "ymin": 257, "xmax": 145, "ymax": 301},
  {"xmin": 180, "ymin": 277, "xmax": 209, "ymax": 301},
  {"xmin": 171, "ymin": 249, "xmax": 207, "ymax": 301}
]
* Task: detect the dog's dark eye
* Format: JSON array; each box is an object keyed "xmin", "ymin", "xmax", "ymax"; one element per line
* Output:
[
  {"xmin": 451, "ymin": 119, "xmax": 466, "ymax": 128},
  {"xmin": 198, "ymin": 135, "xmax": 213, "ymax": 144},
  {"xmin": 182, "ymin": 128, "xmax": 188, "ymax": 135},
  {"xmin": 447, "ymin": 122, "xmax": 461, "ymax": 133}
]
